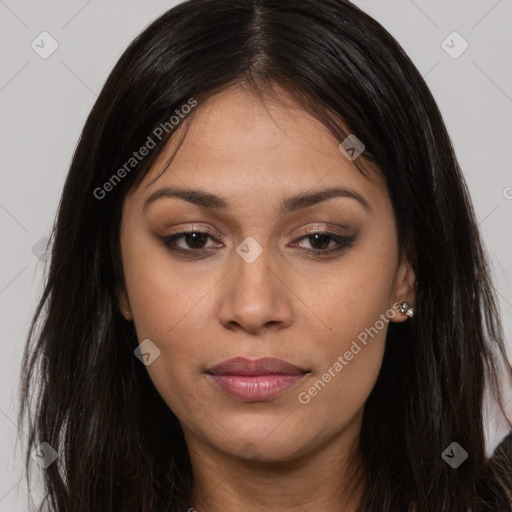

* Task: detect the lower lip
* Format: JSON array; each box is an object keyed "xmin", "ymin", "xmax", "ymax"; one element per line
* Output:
[{"xmin": 207, "ymin": 374, "xmax": 306, "ymax": 402}]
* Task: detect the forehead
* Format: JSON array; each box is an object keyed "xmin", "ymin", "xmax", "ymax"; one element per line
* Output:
[{"xmin": 129, "ymin": 84, "xmax": 387, "ymax": 208}]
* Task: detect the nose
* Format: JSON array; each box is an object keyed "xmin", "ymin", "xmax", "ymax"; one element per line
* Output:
[{"xmin": 217, "ymin": 242, "xmax": 294, "ymax": 335}]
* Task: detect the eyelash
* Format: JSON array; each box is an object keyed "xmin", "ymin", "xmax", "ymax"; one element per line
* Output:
[{"xmin": 159, "ymin": 227, "xmax": 355, "ymax": 258}]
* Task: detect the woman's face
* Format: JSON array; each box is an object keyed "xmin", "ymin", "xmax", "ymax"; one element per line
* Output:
[{"xmin": 118, "ymin": 84, "xmax": 415, "ymax": 462}]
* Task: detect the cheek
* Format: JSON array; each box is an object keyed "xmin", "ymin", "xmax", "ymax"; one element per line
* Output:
[
  {"xmin": 293, "ymin": 237, "xmax": 397, "ymax": 410},
  {"xmin": 134, "ymin": 265, "xmax": 216, "ymax": 420},
  {"xmin": 121, "ymin": 238, "xmax": 222, "ymax": 417},
  {"xmin": 295, "ymin": 289, "xmax": 389, "ymax": 430},
  {"xmin": 123, "ymin": 231, "xmax": 216, "ymax": 342},
  {"xmin": 129, "ymin": 286, "xmax": 213, "ymax": 417},
  {"xmin": 301, "ymin": 244, "xmax": 397, "ymax": 350}
]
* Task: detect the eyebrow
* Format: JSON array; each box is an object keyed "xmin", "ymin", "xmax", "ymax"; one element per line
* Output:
[{"xmin": 143, "ymin": 186, "xmax": 371, "ymax": 215}]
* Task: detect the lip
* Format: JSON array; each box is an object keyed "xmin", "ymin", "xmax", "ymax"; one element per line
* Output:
[
  {"xmin": 207, "ymin": 356, "xmax": 307, "ymax": 376},
  {"xmin": 206, "ymin": 357, "xmax": 309, "ymax": 402}
]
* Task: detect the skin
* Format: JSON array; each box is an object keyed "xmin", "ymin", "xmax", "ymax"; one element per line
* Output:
[{"xmin": 117, "ymin": 82, "xmax": 416, "ymax": 512}]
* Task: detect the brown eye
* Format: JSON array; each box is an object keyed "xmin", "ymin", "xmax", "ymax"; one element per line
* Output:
[
  {"xmin": 306, "ymin": 233, "xmax": 334, "ymax": 250},
  {"xmin": 290, "ymin": 231, "xmax": 356, "ymax": 256},
  {"xmin": 179, "ymin": 232, "xmax": 210, "ymax": 249},
  {"xmin": 161, "ymin": 229, "xmax": 221, "ymax": 252},
  {"xmin": 159, "ymin": 228, "xmax": 356, "ymax": 259}
]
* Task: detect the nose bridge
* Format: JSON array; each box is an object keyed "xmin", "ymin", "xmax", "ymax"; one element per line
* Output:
[
  {"xmin": 218, "ymin": 236, "xmax": 292, "ymax": 332},
  {"xmin": 232, "ymin": 236, "xmax": 276, "ymax": 304}
]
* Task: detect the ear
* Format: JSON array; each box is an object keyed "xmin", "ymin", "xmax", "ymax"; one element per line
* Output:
[
  {"xmin": 389, "ymin": 255, "xmax": 417, "ymax": 323},
  {"xmin": 116, "ymin": 282, "xmax": 132, "ymax": 321}
]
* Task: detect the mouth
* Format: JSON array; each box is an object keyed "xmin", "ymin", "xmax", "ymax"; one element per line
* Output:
[{"xmin": 205, "ymin": 357, "xmax": 310, "ymax": 402}]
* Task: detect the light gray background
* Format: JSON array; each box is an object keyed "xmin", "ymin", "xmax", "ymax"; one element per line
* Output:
[{"xmin": 1, "ymin": 1, "xmax": 511, "ymax": 509}]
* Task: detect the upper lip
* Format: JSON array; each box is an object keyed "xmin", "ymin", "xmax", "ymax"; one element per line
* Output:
[{"xmin": 206, "ymin": 357, "xmax": 308, "ymax": 376}]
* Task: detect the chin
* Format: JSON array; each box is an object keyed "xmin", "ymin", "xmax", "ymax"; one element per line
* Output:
[{"xmin": 214, "ymin": 426, "xmax": 314, "ymax": 464}]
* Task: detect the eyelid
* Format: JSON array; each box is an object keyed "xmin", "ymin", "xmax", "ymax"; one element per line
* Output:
[
  {"xmin": 159, "ymin": 224, "xmax": 356, "ymax": 258},
  {"xmin": 158, "ymin": 225, "xmax": 223, "ymax": 253},
  {"xmin": 293, "ymin": 225, "xmax": 349, "ymax": 238},
  {"xmin": 161, "ymin": 223, "xmax": 350, "ymax": 244},
  {"xmin": 289, "ymin": 229, "xmax": 356, "ymax": 253},
  {"xmin": 174, "ymin": 224, "xmax": 224, "ymax": 240}
]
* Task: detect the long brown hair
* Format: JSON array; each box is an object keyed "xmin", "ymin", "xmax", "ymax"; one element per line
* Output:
[{"xmin": 18, "ymin": 1, "xmax": 512, "ymax": 510}]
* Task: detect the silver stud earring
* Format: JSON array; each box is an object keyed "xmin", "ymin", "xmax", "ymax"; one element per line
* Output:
[{"xmin": 398, "ymin": 301, "xmax": 415, "ymax": 319}]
